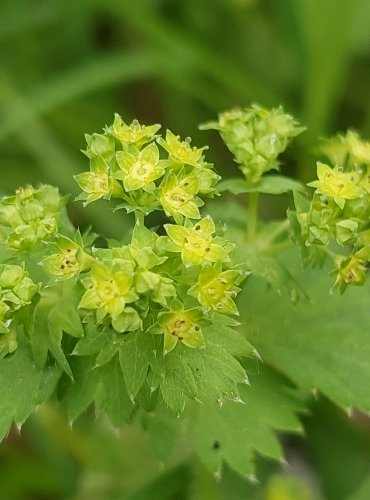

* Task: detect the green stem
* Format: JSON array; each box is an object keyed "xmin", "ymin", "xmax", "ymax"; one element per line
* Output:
[
  {"xmin": 135, "ymin": 211, "xmax": 145, "ymax": 225},
  {"xmin": 247, "ymin": 192, "xmax": 259, "ymax": 241},
  {"xmin": 120, "ymin": 192, "xmax": 133, "ymax": 204},
  {"xmin": 262, "ymin": 240, "xmax": 294, "ymax": 256},
  {"xmin": 262, "ymin": 219, "xmax": 291, "ymax": 246}
]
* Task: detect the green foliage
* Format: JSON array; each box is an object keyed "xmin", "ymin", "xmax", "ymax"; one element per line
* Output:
[
  {"xmin": 241, "ymin": 253, "xmax": 370, "ymax": 412},
  {"xmin": 1, "ymin": 103, "xmax": 370, "ymax": 499},
  {"xmin": 217, "ymin": 175, "xmax": 305, "ymax": 195},
  {"xmin": 290, "ymin": 130, "xmax": 370, "ymax": 292},
  {"xmin": 0, "ymin": 340, "xmax": 60, "ymax": 440},
  {"xmin": 192, "ymin": 365, "xmax": 305, "ymax": 477},
  {"xmin": 1, "ymin": 2, "xmax": 370, "ymax": 497}
]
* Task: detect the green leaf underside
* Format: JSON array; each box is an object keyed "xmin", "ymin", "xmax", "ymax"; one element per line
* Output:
[
  {"xmin": 240, "ymin": 250, "xmax": 370, "ymax": 412},
  {"xmin": 217, "ymin": 176, "xmax": 305, "ymax": 195},
  {"xmin": 0, "ymin": 343, "xmax": 61, "ymax": 440}
]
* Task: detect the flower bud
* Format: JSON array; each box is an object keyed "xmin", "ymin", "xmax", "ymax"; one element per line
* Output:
[
  {"xmin": 200, "ymin": 104, "xmax": 304, "ymax": 183},
  {"xmin": 85, "ymin": 133, "xmax": 115, "ymax": 159},
  {"xmin": 110, "ymin": 114, "xmax": 161, "ymax": 147},
  {"xmin": 157, "ymin": 130, "xmax": 207, "ymax": 167}
]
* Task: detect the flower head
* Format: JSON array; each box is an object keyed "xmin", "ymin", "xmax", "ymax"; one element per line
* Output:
[
  {"xmin": 79, "ymin": 260, "xmax": 138, "ymax": 325},
  {"xmin": 157, "ymin": 130, "xmax": 207, "ymax": 167},
  {"xmin": 307, "ymin": 163, "xmax": 362, "ymax": 209},
  {"xmin": 165, "ymin": 216, "xmax": 234, "ymax": 267},
  {"xmin": 40, "ymin": 234, "xmax": 94, "ymax": 280},
  {"xmin": 160, "ymin": 172, "xmax": 202, "ymax": 222},
  {"xmin": 346, "ymin": 131, "xmax": 370, "ymax": 165},
  {"xmin": 188, "ymin": 263, "xmax": 242, "ymax": 315},
  {"xmin": 201, "ymin": 104, "xmax": 304, "ymax": 183},
  {"xmin": 74, "ymin": 157, "xmax": 123, "ymax": 206},
  {"xmin": 158, "ymin": 306, "xmax": 204, "ymax": 353},
  {"xmin": 115, "ymin": 143, "xmax": 166, "ymax": 193},
  {"xmin": 110, "ymin": 114, "xmax": 161, "ymax": 148},
  {"xmin": 332, "ymin": 255, "xmax": 367, "ymax": 294}
]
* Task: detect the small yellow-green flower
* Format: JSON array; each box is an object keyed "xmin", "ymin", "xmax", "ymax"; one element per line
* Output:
[
  {"xmin": 115, "ymin": 143, "xmax": 166, "ymax": 193},
  {"xmin": 188, "ymin": 264, "xmax": 241, "ymax": 315},
  {"xmin": 165, "ymin": 216, "xmax": 234, "ymax": 267},
  {"xmin": 79, "ymin": 260, "xmax": 138, "ymax": 323},
  {"xmin": 332, "ymin": 255, "xmax": 366, "ymax": 294},
  {"xmin": 195, "ymin": 166, "xmax": 220, "ymax": 195},
  {"xmin": 74, "ymin": 157, "xmax": 123, "ymax": 206},
  {"xmin": 307, "ymin": 162, "xmax": 362, "ymax": 209},
  {"xmin": 110, "ymin": 114, "xmax": 161, "ymax": 148},
  {"xmin": 318, "ymin": 135, "xmax": 348, "ymax": 166},
  {"xmin": 41, "ymin": 235, "xmax": 94, "ymax": 280},
  {"xmin": 157, "ymin": 130, "xmax": 207, "ymax": 167},
  {"xmin": 346, "ymin": 131, "xmax": 370, "ymax": 165},
  {"xmin": 157, "ymin": 307, "xmax": 204, "ymax": 353},
  {"xmin": 160, "ymin": 172, "xmax": 202, "ymax": 222}
]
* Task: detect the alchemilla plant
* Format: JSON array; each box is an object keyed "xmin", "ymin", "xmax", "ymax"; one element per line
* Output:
[{"xmin": 1, "ymin": 104, "xmax": 370, "ymax": 480}]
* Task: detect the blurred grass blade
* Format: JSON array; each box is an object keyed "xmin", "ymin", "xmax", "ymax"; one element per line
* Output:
[{"xmin": 114, "ymin": 2, "xmax": 279, "ymax": 105}]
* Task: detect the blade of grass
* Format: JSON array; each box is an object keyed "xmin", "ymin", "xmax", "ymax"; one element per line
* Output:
[{"xmin": 297, "ymin": 0, "xmax": 358, "ymax": 139}]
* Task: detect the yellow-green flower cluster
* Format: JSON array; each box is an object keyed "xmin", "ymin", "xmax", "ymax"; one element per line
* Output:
[
  {"xmin": 0, "ymin": 185, "xmax": 63, "ymax": 250},
  {"xmin": 53, "ymin": 214, "xmax": 243, "ymax": 354},
  {"xmin": 72, "ymin": 116, "xmax": 243, "ymax": 353},
  {"xmin": 200, "ymin": 104, "xmax": 304, "ymax": 184},
  {"xmin": 74, "ymin": 114, "xmax": 220, "ymax": 222},
  {"xmin": 0, "ymin": 264, "xmax": 39, "ymax": 355},
  {"xmin": 76, "ymin": 223, "xmax": 177, "ymax": 340},
  {"xmin": 293, "ymin": 131, "xmax": 370, "ymax": 293}
]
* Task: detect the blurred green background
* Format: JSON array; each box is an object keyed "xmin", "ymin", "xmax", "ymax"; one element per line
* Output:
[
  {"xmin": 1, "ymin": 0, "xmax": 370, "ymax": 235},
  {"xmin": 1, "ymin": 1, "xmax": 370, "ymax": 498}
]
